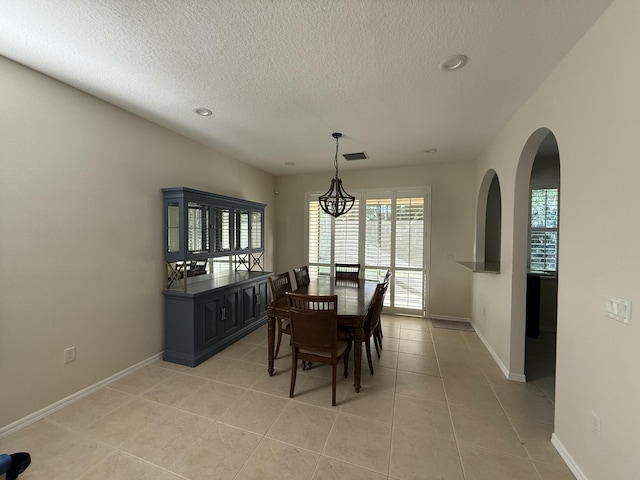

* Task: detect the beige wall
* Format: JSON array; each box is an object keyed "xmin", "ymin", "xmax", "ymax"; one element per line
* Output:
[
  {"xmin": 471, "ymin": 0, "xmax": 640, "ymax": 477},
  {"xmin": 274, "ymin": 161, "xmax": 475, "ymax": 320},
  {"xmin": 0, "ymin": 57, "xmax": 276, "ymax": 429}
]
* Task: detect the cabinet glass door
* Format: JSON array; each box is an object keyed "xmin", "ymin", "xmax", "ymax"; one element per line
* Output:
[
  {"xmin": 167, "ymin": 202, "xmax": 180, "ymax": 253},
  {"xmin": 187, "ymin": 202, "xmax": 210, "ymax": 254},
  {"xmin": 235, "ymin": 210, "xmax": 250, "ymax": 250},
  {"xmin": 251, "ymin": 211, "xmax": 262, "ymax": 250},
  {"xmin": 213, "ymin": 207, "xmax": 231, "ymax": 252}
]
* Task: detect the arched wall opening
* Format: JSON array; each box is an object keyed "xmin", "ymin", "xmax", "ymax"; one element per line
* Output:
[
  {"xmin": 475, "ymin": 169, "xmax": 502, "ymax": 268},
  {"xmin": 510, "ymin": 128, "xmax": 560, "ymax": 382}
]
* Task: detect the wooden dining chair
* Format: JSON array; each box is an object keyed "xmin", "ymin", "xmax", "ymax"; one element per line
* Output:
[
  {"xmin": 293, "ymin": 265, "xmax": 310, "ymax": 288},
  {"xmin": 361, "ymin": 282, "xmax": 386, "ymax": 374},
  {"xmin": 287, "ymin": 293, "xmax": 351, "ymax": 406},
  {"xmin": 376, "ymin": 269, "xmax": 392, "ymax": 343},
  {"xmin": 335, "ymin": 263, "xmax": 360, "ymax": 281},
  {"xmin": 268, "ymin": 272, "xmax": 293, "ymax": 359}
]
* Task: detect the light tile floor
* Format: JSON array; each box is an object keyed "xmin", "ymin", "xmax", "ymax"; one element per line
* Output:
[{"xmin": 0, "ymin": 315, "xmax": 573, "ymax": 480}]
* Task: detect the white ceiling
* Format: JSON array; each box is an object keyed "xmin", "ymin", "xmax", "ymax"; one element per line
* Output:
[{"xmin": 0, "ymin": 0, "xmax": 613, "ymax": 176}]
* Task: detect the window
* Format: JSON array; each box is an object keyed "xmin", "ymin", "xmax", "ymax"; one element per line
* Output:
[
  {"xmin": 529, "ymin": 188, "xmax": 558, "ymax": 272},
  {"xmin": 307, "ymin": 189, "xmax": 429, "ymax": 315}
]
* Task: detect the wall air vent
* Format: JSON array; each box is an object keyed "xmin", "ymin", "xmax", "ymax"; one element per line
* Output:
[{"xmin": 342, "ymin": 152, "xmax": 368, "ymax": 161}]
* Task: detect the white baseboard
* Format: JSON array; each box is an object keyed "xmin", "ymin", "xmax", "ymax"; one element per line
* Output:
[
  {"xmin": 0, "ymin": 352, "xmax": 163, "ymax": 438},
  {"xmin": 552, "ymin": 433, "xmax": 588, "ymax": 480},
  {"xmin": 430, "ymin": 314, "xmax": 471, "ymax": 323},
  {"xmin": 470, "ymin": 320, "xmax": 526, "ymax": 383}
]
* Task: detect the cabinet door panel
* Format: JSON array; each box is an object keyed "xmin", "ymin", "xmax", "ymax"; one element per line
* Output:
[
  {"xmin": 242, "ymin": 284, "xmax": 257, "ymax": 326},
  {"xmin": 251, "ymin": 210, "xmax": 263, "ymax": 250},
  {"xmin": 213, "ymin": 207, "xmax": 231, "ymax": 252},
  {"xmin": 187, "ymin": 202, "xmax": 210, "ymax": 255},
  {"xmin": 235, "ymin": 210, "xmax": 250, "ymax": 250},
  {"xmin": 256, "ymin": 280, "xmax": 269, "ymax": 318},
  {"xmin": 223, "ymin": 288, "xmax": 241, "ymax": 335},
  {"xmin": 203, "ymin": 296, "xmax": 222, "ymax": 346}
]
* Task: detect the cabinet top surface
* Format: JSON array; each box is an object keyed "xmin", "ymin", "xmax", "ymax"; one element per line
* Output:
[
  {"xmin": 162, "ymin": 187, "xmax": 267, "ymax": 208},
  {"xmin": 164, "ymin": 271, "xmax": 273, "ymax": 297}
]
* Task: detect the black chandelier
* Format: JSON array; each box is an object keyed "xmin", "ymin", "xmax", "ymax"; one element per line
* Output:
[{"xmin": 318, "ymin": 132, "xmax": 355, "ymax": 218}]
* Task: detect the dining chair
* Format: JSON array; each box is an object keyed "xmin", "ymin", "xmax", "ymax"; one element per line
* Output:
[
  {"xmin": 376, "ymin": 269, "xmax": 392, "ymax": 343},
  {"xmin": 268, "ymin": 272, "xmax": 293, "ymax": 359},
  {"xmin": 360, "ymin": 282, "xmax": 386, "ymax": 374},
  {"xmin": 293, "ymin": 265, "xmax": 310, "ymax": 288},
  {"xmin": 287, "ymin": 293, "xmax": 351, "ymax": 406},
  {"xmin": 335, "ymin": 263, "xmax": 360, "ymax": 281}
]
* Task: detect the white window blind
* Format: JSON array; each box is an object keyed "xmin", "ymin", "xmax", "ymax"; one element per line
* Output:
[
  {"xmin": 530, "ymin": 188, "xmax": 558, "ymax": 272},
  {"xmin": 365, "ymin": 198, "xmax": 392, "ymax": 267},
  {"xmin": 393, "ymin": 197, "xmax": 425, "ymax": 310},
  {"xmin": 308, "ymin": 200, "xmax": 333, "ymax": 275},
  {"xmin": 395, "ymin": 197, "xmax": 424, "ymax": 268},
  {"xmin": 334, "ymin": 201, "xmax": 359, "ymax": 263}
]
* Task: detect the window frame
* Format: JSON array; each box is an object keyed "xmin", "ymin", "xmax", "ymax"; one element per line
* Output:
[
  {"xmin": 528, "ymin": 184, "xmax": 559, "ymax": 273},
  {"xmin": 305, "ymin": 187, "xmax": 430, "ymax": 317}
]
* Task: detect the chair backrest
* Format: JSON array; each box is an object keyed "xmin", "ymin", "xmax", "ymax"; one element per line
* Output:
[
  {"xmin": 383, "ymin": 269, "xmax": 392, "ymax": 284},
  {"xmin": 269, "ymin": 272, "xmax": 293, "ymax": 300},
  {"xmin": 335, "ymin": 263, "xmax": 360, "ymax": 280},
  {"xmin": 364, "ymin": 282, "xmax": 386, "ymax": 335},
  {"xmin": 287, "ymin": 293, "xmax": 338, "ymax": 351},
  {"xmin": 293, "ymin": 265, "xmax": 310, "ymax": 288},
  {"xmin": 381, "ymin": 269, "xmax": 391, "ymax": 303}
]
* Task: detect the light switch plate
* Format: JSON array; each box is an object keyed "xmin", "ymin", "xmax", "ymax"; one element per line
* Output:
[{"xmin": 606, "ymin": 296, "xmax": 631, "ymax": 324}]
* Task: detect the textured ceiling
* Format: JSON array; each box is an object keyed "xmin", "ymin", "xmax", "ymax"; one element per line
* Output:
[{"xmin": 0, "ymin": 0, "xmax": 614, "ymax": 176}]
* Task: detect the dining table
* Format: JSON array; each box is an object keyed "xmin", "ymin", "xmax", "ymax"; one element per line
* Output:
[{"xmin": 266, "ymin": 276, "xmax": 379, "ymax": 393}]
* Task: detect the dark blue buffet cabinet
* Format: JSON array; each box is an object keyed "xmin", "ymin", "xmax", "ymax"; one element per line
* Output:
[{"xmin": 162, "ymin": 187, "xmax": 271, "ymax": 367}]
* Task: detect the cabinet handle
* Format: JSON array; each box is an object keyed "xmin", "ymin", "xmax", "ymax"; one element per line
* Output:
[
  {"xmin": 256, "ymin": 293, "xmax": 260, "ymax": 306},
  {"xmin": 221, "ymin": 307, "xmax": 226, "ymax": 321}
]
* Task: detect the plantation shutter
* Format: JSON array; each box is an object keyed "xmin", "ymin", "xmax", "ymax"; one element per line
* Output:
[
  {"xmin": 394, "ymin": 197, "xmax": 424, "ymax": 310},
  {"xmin": 334, "ymin": 200, "xmax": 359, "ymax": 264}
]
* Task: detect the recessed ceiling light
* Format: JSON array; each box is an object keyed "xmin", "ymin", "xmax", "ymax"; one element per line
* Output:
[
  {"xmin": 425, "ymin": 148, "xmax": 438, "ymax": 153},
  {"xmin": 439, "ymin": 55, "xmax": 468, "ymax": 72},
  {"xmin": 284, "ymin": 162, "xmax": 295, "ymax": 166},
  {"xmin": 193, "ymin": 107, "xmax": 212, "ymax": 116}
]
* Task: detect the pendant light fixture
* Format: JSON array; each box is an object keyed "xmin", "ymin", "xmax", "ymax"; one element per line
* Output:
[{"xmin": 318, "ymin": 132, "xmax": 355, "ymax": 218}]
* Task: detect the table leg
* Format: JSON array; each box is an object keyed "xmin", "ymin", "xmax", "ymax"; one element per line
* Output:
[
  {"xmin": 353, "ymin": 327, "xmax": 363, "ymax": 392},
  {"xmin": 267, "ymin": 313, "xmax": 275, "ymax": 376}
]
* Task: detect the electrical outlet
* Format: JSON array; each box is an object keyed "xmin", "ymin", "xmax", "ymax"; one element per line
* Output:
[
  {"xmin": 64, "ymin": 346, "xmax": 76, "ymax": 364},
  {"xmin": 591, "ymin": 413, "xmax": 601, "ymax": 438}
]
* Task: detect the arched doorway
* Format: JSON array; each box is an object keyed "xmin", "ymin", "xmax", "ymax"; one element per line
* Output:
[{"xmin": 512, "ymin": 129, "xmax": 560, "ymax": 405}]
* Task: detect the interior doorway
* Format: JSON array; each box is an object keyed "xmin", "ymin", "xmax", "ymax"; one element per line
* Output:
[{"xmin": 524, "ymin": 132, "xmax": 559, "ymax": 404}]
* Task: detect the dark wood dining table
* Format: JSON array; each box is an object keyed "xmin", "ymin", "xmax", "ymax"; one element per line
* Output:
[{"xmin": 266, "ymin": 276, "xmax": 379, "ymax": 393}]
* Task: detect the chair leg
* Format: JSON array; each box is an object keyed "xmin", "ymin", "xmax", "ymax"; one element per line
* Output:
[
  {"xmin": 376, "ymin": 324, "xmax": 383, "ymax": 347},
  {"xmin": 275, "ymin": 320, "xmax": 283, "ymax": 359},
  {"xmin": 332, "ymin": 362, "xmax": 337, "ymax": 406},
  {"xmin": 289, "ymin": 349, "xmax": 298, "ymax": 398},
  {"xmin": 373, "ymin": 331, "xmax": 381, "ymax": 358},
  {"xmin": 365, "ymin": 339, "xmax": 374, "ymax": 375}
]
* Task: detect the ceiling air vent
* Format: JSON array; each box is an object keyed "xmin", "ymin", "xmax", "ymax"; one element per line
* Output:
[{"xmin": 342, "ymin": 152, "xmax": 368, "ymax": 161}]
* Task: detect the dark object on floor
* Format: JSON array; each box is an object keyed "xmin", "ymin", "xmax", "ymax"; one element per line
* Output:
[
  {"xmin": 0, "ymin": 452, "xmax": 31, "ymax": 480},
  {"xmin": 431, "ymin": 319, "xmax": 474, "ymax": 332}
]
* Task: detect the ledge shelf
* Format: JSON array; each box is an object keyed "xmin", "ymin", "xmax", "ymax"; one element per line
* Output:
[{"xmin": 457, "ymin": 261, "xmax": 500, "ymax": 274}]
